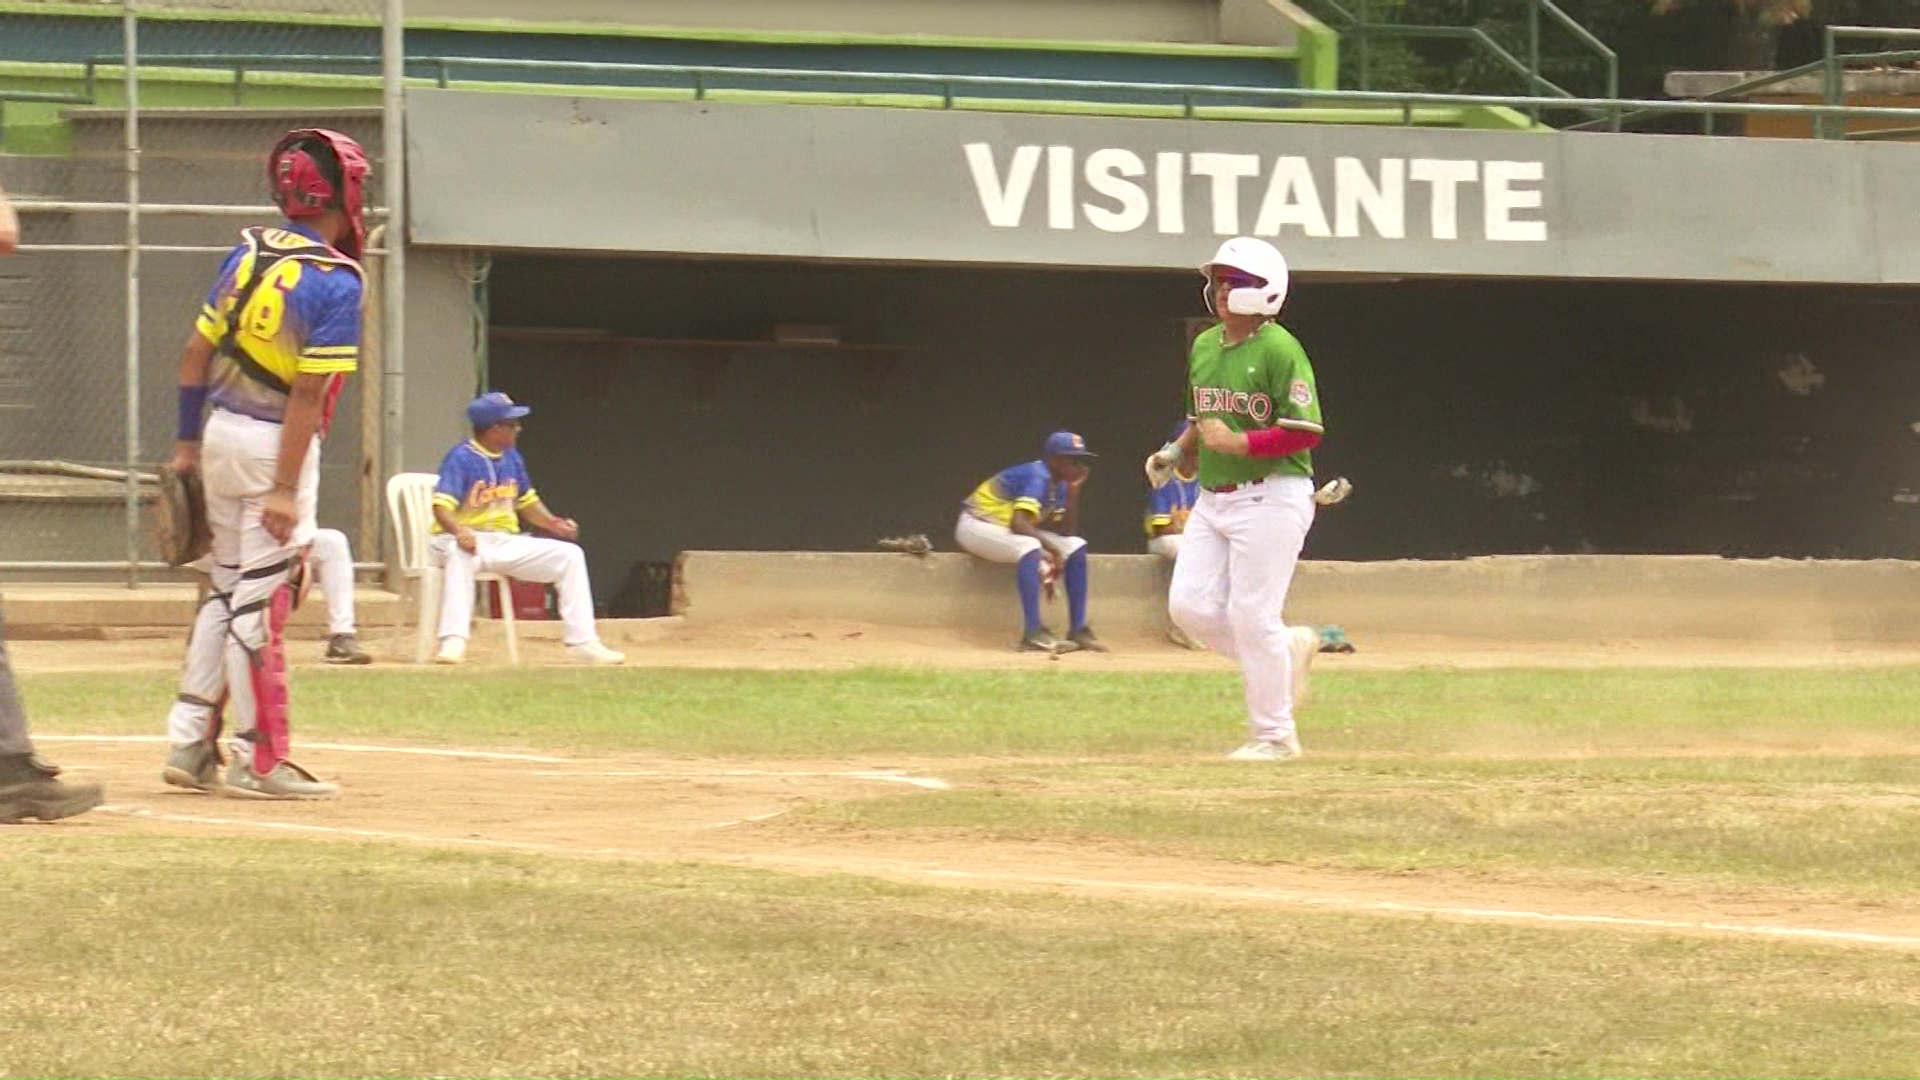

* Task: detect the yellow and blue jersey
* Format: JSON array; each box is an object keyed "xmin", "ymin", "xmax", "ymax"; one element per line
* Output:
[
  {"xmin": 195, "ymin": 223, "xmax": 362, "ymax": 423},
  {"xmin": 1146, "ymin": 473, "xmax": 1200, "ymax": 536},
  {"xmin": 963, "ymin": 460, "xmax": 1069, "ymax": 528},
  {"xmin": 432, "ymin": 441, "xmax": 540, "ymax": 534}
]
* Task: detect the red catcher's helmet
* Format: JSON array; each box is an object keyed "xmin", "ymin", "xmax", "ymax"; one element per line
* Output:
[{"xmin": 267, "ymin": 128, "xmax": 369, "ymax": 260}]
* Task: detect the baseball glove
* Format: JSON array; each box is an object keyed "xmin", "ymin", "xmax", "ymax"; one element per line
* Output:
[
  {"xmin": 1144, "ymin": 443, "xmax": 1182, "ymax": 489},
  {"xmin": 154, "ymin": 464, "xmax": 211, "ymax": 567},
  {"xmin": 878, "ymin": 534, "xmax": 933, "ymax": 557},
  {"xmin": 1312, "ymin": 476, "xmax": 1353, "ymax": 507}
]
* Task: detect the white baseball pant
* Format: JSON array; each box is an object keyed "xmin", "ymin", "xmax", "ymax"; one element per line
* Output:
[
  {"xmin": 166, "ymin": 408, "xmax": 319, "ymax": 766},
  {"xmin": 308, "ymin": 527, "xmax": 356, "ymax": 636},
  {"xmin": 953, "ymin": 512, "xmax": 1087, "ymax": 562},
  {"xmin": 429, "ymin": 532, "xmax": 599, "ymax": 646},
  {"xmin": 1147, "ymin": 534, "xmax": 1182, "ymax": 561},
  {"xmin": 1168, "ymin": 476, "xmax": 1315, "ymax": 743}
]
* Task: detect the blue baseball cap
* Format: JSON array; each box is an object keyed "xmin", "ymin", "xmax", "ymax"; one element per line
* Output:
[
  {"xmin": 1043, "ymin": 431, "xmax": 1097, "ymax": 459},
  {"xmin": 468, "ymin": 391, "xmax": 531, "ymax": 430}
]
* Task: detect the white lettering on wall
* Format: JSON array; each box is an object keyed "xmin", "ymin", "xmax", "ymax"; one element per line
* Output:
[
  {"xmin": 1334, "ymin": 156, "xmax": 1406, "ymax": 239},
  {"xmin": 1188, "ymin": 152, "xmax": 1261, "ymax": 236},
  {"xmin": 1154, "ymin": 150, "xmax": 1185, "ymax": 234},
  {"xmin": 1046, "ymin": 145, "xmax": 1075, "ymax": 230},
  {"xmin": 1409, "ymin": 158, "xmax": 1479, "ymax": 241},
  {"xmin": 964, "ymin": 144, "xmax": 1550, "ymax": 242},
  {"xmin": 1483, "ymin": 160, "xmax": 1548, "ymax": 242},
  {"xmin": 963, "ymin": 143, "xmax": 1041, "ymax": 228},
  {"xmin": 1082, "ymin": 148, "xmax": 1149, "ymax": 233},
  {"xmin": 1253, "ymin": 156, "xmax": 1331, "ymax": 238}
]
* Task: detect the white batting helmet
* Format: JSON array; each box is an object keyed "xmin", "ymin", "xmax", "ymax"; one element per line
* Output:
[{"xmin": 1200, "ymin": 237, "xmax": 1290, "ymax": 317}]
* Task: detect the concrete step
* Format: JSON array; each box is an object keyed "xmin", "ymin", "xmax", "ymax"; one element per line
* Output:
[
  {"xmin": 0, "ymin": 582, "xmax": 682, "ymax": 645},
  {"xmin": 0, "ymin": 583, "xmax": 404, "ymax": 632},
  {"xmin": 675, "ymin": 551, "xmax": 1920, "ymax": 645}
]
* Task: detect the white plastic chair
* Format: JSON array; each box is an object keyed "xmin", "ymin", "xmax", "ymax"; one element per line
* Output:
[{"xmin": 385, "ymin": 472, "xmax": 519, "ymax": 666}]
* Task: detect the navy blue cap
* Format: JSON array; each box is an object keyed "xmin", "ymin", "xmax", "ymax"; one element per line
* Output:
[
  {"xmin": 468, "ymin": 391, "xmax": 531, "ymax": 430},
  {"xmin": 1043, "ymin": 431, "xmax": 1097, "ymax": 458}
]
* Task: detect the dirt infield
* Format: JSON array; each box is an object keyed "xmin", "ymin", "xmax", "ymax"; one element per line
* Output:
[
  {"xmin": 21, "ymin": 621, "xmax": 1920, "ymax": 954},
  {"xmin": 38, "ymin": 736, "xmax": 1920, "ymax": 952}
]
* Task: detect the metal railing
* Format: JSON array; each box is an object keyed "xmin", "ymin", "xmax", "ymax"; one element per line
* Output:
[
  {"xmin": 41, "ymin": 52, "xmax": 1920, "ymax": 132},
  {"xmin": 1582, "ymin": 25, "xmax": 1920, "ymax": 139},
  {"xmin": 1303, "ymin": 0, "xmax": 1619, "ymax": 126},
  {"xmin": 2, "ymin": 1, "xmax": 405, "ymax": 586}
]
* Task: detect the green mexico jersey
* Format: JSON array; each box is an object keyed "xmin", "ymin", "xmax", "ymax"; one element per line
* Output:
[{"xmin": 1187, "ymin": 321, "xmax": 1323, "ymax": 490}]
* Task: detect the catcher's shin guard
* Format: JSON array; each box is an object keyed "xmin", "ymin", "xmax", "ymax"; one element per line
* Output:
[
  {"xmin": 224, "ymin": 553, "xmax": 300, "ymax": 776},
  {"xmin": 243, "ymin": 581, "xmax": 296, "ymax": 775}
]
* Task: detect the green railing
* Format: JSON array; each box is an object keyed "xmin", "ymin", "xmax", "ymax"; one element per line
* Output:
[
  {"xmin": 1303, "ymin": 0, "xmax": 1619, "ymax": 127},
  {"xmin": 11, "ymin": 52, "xmax": 1920, "ymax": 135},
  {"xmin": 1821, "ymin": 25, "xmax": 1920, "ymax": 141},
  {"xmin": 1581, "ymin": 25, "xmax": 1920, "ymax": 139},
  {"xmin": 39, "ymin": 51, "xmax": 1478, "ymax": 118}
]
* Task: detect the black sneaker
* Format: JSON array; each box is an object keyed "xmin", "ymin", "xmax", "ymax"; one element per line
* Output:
[
  {"xmin": 1067, "ymin": 627, "xmax": 1108, "ymax": 653},
  {"xmin": 324, "ymin": 634, "xmax": 373, "ymax": 665},
  {"xmin": 1018, "ymin": 628, "xmax": 1079, "ymax": 654},
  {"xmin": 0, "ymin": 754, "xmax": 104, "ymax": 824}
]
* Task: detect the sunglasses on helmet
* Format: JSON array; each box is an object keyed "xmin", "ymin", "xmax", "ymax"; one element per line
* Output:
[{"xmin": 1212, "ymin": 270, "xmax": 1265, "ymax": 290}]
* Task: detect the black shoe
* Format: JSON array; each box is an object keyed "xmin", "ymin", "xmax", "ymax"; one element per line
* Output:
[
  {"xmin": 1067, "ymin": 627, "xmax": 1108, "ymax": 653},
  {"xmin": 1018, "ymin": 628, "xmax": 1078, "ymax": 654},
  {"xmin": 0, "ymin": 754, "xmax": 104, "ymax": 824},
  {"xmin": 324, "ymin": 634, "xmax": 373, "ymax": 665}
]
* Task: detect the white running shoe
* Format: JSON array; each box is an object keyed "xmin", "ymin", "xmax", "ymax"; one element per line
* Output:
[
  {"xmin": 433, "ymin": 636, "xmax": 467, "ymax": 665},
  {"xmin": 1226, "ymin": 734, "xmax": 1304, "ymax": 762},
  {"xmin": 566, "ymin": 640, "xmax": 626, "ymax": 665}
]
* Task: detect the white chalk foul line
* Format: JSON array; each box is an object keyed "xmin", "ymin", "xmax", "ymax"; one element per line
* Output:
[
  {"xmin": 37, "ymin": 734, "xmax": 571, "ymax": 763},
  {"xmin": 94, "ymin": 807, "xmax": 1920, "ymax": 952},
  {"xmin": 917, "ymin": 869, "xmax": 1920, "ymax": 950},
  {"xmin": 709, "ymin": 810, "xmax": 793, "ymax": 830},
  {"xmin": 39, "ymin": 737, "xmax": 947, "ymax": 784},
  {"xmin": 527, "ymin": 768, "xmax": 951, "ymax": 790}
]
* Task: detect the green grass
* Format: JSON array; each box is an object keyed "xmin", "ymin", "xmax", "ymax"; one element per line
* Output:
[
  {"xmin": 798, "ymin": 756, "xmax": 1920, "ymax": 901},
  {"xmin": 24, "ymin": 664, "xmax": 1920, "ymax": 903},
  {"xmin": 5, "ymin": 834, "xmax": 1919, "ymax": 1079},
  {"xmin": 24, "ymin": 665, "xmax": 1920, "ymax": 758}
]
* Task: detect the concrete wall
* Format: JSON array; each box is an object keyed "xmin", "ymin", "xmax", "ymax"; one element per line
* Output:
[
  {"xmin": 409, "ymin": 92, "xmax": 1920, "ymax": 285},
  {"xmin": 677, "ymin": 551, "xmax": 1920, "ymax": 644},
  {"xmin": 1219, "ymin": 0, "xmax": 1306, "ymax": 49},
  {"xmin": 488, "ymin": 253, "xmax": 1920, "ymax": 608},
  {"xmin": 400, "ymin": 250, "xmax": 482, "ymax": 475},
  {"xmin": 210, "ymin": 0, "xmax": 1288, "ymax": 45}
]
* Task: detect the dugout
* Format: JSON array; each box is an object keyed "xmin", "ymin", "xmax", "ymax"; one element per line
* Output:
[
  {"xmin": 400, "ymin": 90, "xmax": 1920, "ymax": 612},
  {"xmin": 479, "ymin": 257, "xmax": 1920, "ymax": 613}
]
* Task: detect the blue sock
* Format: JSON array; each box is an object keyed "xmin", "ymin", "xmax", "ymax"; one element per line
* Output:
[
  {"xmin": 1016, "ymin": 551, "xmax": 1045, "ymax": 634},
  {"xmin": 1065, "ymin": 548, "xmax": 1089, "ymax": 632}
]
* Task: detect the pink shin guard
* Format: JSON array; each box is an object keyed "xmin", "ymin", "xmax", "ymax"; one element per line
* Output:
[{"xmin": 246, "ymin": 582, "xmax": 295, "ymax": 774}]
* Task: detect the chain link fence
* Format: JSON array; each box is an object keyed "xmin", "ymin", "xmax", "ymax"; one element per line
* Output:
[{"xmin": 1, "ymin": 0, "xmax": 399, "ymax": 582}]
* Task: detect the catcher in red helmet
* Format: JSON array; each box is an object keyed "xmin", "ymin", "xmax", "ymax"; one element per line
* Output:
[{"xmin": 158, "ymin": 128, "xmax": 370, "ymax": 800}]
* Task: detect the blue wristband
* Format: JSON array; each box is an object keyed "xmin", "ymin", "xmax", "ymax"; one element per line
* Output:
[{"xmin": 177, "ymin": 385, "xmax": 209, "ymax": 441}]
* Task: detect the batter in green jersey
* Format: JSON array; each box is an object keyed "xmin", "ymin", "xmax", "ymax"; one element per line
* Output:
[
  {"xmin": 1148, "ymin": 237, "xmax": 1326, "ymax": 763},
  {"xmin": 1185, "ymin": 319, "xmax": 1323, "ymax": 490}
]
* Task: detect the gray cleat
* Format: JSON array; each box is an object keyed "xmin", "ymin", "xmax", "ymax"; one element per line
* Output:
[
  {"xmin": 1018, "ymin": 628, "xmax": 1078, "ymax": 654},
  {"xmin": 324, "ymin": 634, "xmax": 373, "ymax": 665},
  {"xmin": 162, "ymin": 740, "xmax": 223, "ymax": 793},
  {"xmin": 1067, "ymin": 627, "xmax": 1108, "ymax": 653},
  {"xmin": 222, "ymin": 757, "xmax": 339, "ymax": 801}
]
